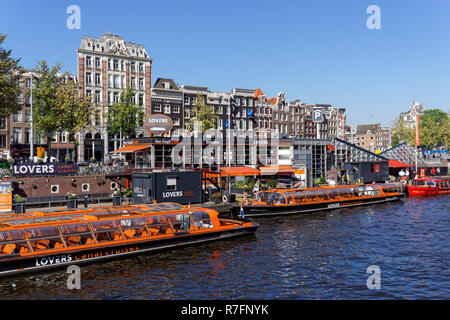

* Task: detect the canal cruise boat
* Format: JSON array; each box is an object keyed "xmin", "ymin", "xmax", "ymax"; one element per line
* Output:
[
  {"xmin": 407, "ymin": 177, "xmax": 450, "ymax": 196},
  {"xmin": 0, "ymin": 203, "xmax": 257, "ymax": 277},
  {"xmin": 233, "ymin": 184, "xmax": 405, "ymax": 217}
]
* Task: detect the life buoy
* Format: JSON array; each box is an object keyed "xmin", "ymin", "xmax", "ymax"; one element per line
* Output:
[{"xmin": 222, "ymin": 195, "xmax": 228, "ymax": 203}]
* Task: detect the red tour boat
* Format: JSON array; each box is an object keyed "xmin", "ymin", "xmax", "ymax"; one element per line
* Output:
[{"xmin": 407, "ymin": 177, "xmax": 450, "ymax": 196}]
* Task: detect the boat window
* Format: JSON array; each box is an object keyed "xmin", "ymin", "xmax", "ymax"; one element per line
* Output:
[
  {"xmin": 25, "ymin": 227, "xmax": 60, "ymax": 239},
  {"xmin": 256, "ymin": 192, "xmax": 269, "ymax": 202},
  {"xmin": 118, "ymin": 218, "xmax": 149, "ymax": 239},
  {"xmin": 90, "ymin": 221, "xmax": 123, "ymax": 243},
  {"xmin": 425, "ymin": 181, "xmax": 436, "ymax": 187},
  {"xmin": 0, "ymin": 241, "xmax": 31, "ymax": 256},
  {"xmin": 59, "ymin": 223, "xmax": 95, "ymax": 247},
  {"xmin": 0, "ymin": 230, "xmax": 26, "ymax": 242},
  {"xmin": 191, "ymin": 211, "xmax": 213, "ymax": 229},
  {"xmin": 146, "ymin": 216, "xmax": 173, "ymax": 235},
  {"xmin": 157, "ymin": 204, "xmax": 178, "ymax": 211},
  {"xmin": 164, "ymin": 203, "xmax": 184, "ymax": 210},
  {"xmin": 166, "ymin": 214, "xmax": 192, "ymax": 232}
]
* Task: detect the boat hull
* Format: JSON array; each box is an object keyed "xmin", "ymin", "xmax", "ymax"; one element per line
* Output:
[
  {"xmin": 233, "ymin": 194, "xmax": 405, "ymax": 217},
  {"xmin": 0, "ymin": 226, "xmax": 257, "ymax": 278},
  {"xmin": 407, "ymin": 186, "xmax": 450, "ymax": 196}
]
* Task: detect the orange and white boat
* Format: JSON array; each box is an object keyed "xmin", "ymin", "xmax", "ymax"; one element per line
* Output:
[
  {"xmin": 0, "ymin": 203, "xmax": 257, "ymax": 277},
  {"xmin": 234, "ymin": 184, "xmax": 405, "ymax": 217}
]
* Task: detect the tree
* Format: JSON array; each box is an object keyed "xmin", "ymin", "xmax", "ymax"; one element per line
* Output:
[
  {"xmin": 106, "ymin": 87, "xmax": 144, "ymax": 145},
  {"xmin": 187, "ymin": 92, "xmax": 218, "ymax": 133},
  {"xmin": 56, "ymin": 79, "xmax": 98, "ymax": 162},
  {"xmin": 0, "ymin": 34, "xmax": 22, "ymax": 116},
  {"xmin": 391, "ymin": 117, "xmax": 414, "ymax": 146},
  {"xmin": 32, "ymin": 60, "xmax": 65, "ymax": 158},
  {"xmin": 418, "ymin": 109, "xmax": 449, "ymax": 147}
]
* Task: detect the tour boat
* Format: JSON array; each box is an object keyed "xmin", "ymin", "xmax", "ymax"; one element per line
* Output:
[
  {"xmin": 233, "ymin": 184, "xmax": 405, "ymax": 217},
  {"xmin": 406, "ymin": 177, "xmax": 450, "ymax": 196},
  {"xmin": 0, "ymin": 203, "xmax": 257, "ymax": 277}
]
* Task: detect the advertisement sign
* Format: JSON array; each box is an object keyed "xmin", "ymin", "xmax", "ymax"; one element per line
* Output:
[
  {"xmin": 144, "ymin": 114, "xmax": 173, "ymax": 135},
  {"xmin": 12, "ymin": 163, "xmax": 78, "ymax": 177},
  {"xmin": 0, "ymin": 181, "xmax": 12, "ymax": 212}
]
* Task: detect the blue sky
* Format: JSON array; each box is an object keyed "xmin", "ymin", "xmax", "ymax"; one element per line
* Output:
[{"xmin": 1, "ymin": 0, "xmax": 449, "ymax": 127}]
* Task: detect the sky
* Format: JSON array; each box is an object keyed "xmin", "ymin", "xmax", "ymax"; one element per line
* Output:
[{"xmin": 1, "ymin": 0, "xmax": 449, "ymax": 127}]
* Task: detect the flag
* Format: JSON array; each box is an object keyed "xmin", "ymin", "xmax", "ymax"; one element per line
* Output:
[{"xmin": 415, "ymin": 115, "xmax": 420, "ymax": 146}]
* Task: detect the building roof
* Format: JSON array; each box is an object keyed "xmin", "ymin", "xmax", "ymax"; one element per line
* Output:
[
  {"xmin": 356, "ymin": 124, "xmax": 380, "ymax": 135},
  {"xmin": 153, "ymin": 78, "xmax": 180, "ymax": 90}
]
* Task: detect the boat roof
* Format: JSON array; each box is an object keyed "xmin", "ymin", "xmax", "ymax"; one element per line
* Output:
[
  {"xmin": 262, "ymin": 184, "xmax": 399, "ymax": 193},
  {"xmin": 0, "ymin": 203, "xmax": 202, "ymax": 229}
]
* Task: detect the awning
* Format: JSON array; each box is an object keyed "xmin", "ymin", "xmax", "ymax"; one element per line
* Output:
[
  {"xmin": 259, "ymin": 165, "xmax": 295, "ymax": 175},
  {"xmin": 112, "ymin": 145, "xmax": 151, "ymax": 153},
  {"xmin": 388, "ymin": 160, "xmax": 415, "ymax": 168},
  {"xmin": 220, "ymin": 166, "xmax": 261, "ymax": 176}
]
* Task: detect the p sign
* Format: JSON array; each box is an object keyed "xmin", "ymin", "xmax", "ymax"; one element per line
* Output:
[{"xmin": 313, "ymin": 109, "xmax": 324, "ymax": 123}]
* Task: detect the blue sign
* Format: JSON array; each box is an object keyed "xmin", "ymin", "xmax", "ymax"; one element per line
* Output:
[
  {"xmin": 247, "ymin": 109, "xmax": 253, "ymax": 117},
  {"xmin": 225, "ymin": 121, "xmax": 230, "ymax": 128}
]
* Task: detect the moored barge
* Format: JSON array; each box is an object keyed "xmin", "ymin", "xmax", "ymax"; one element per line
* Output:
[
  {"xmin": 233, "ymin": 184, "xmax": 405, "ymax": 217},
  {"xmin": 0, "ymin": 203, "xmax": 257, "ymax": 277},
  {"xmin": 407, "ymin": 177, "xmax": 450, "ymax": 196}
]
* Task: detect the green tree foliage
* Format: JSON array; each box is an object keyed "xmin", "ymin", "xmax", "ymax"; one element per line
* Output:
[
  {"xmin": 392, "ymin": 109, "xmax": 449, "ymax": 147},
  {"xmin": 187, "ymin": 92, "xmax": 218, "ymax": 133},
  {"xmin": 106, "ymin": 87, "xmax": 144, "ymax": 138},
  {"xmin": 0, "ymin": 34, "xmax": 22, "ymax": 116},
  {"xmin": 33, "ymin": 61, "xmax": 65, "ymax": 156},
  {"xmin": 56, "ymin": 79, "xmax": 98, "ymax": 161},
  {"xmin": 391, "ymin": 117, "xmax": 414, "ymax": 146},
  {"xmin": 33, "ymin": 60, "xmax": 97, "ymax": 160},
  {"xmin": 419, "ymin": 109, "xmax": 449, "ymax": 147}
]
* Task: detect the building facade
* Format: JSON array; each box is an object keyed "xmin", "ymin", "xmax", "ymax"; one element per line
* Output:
[
  {"xmin": 77, "ymin": 33, "xmax": 152, "ymax": 161},
  {"xmin": 356, "ymin": 123, "xmax": 392, "ymax": 153}
]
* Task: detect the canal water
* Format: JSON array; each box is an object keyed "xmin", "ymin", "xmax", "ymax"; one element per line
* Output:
[{"xmin": 0, "ymin": 195, "xmax": 448, "ymax": 300}]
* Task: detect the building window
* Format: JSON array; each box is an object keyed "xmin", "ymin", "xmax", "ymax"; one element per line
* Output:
[
  {"xmin": 167, "ymin": 177, "xmax": 177, "ymax": 191},
  {"xmin": 86, "ymin": 72, "xmax": 92, "ymax": 85},
  {"xmin": 153, "ymin": 104, "xmax": 162, "ymax": 112},
  {"xmin": 95, "ymin": 73, "xmax": 101, "ymax": 86},
  {"xmin": 0, "ymin": 135, "xmax": 7, "ymax": 148},
  {"xmin": 185, "ymin": 109, "xmax": 190, "ymax": 119},
  {"xmin": 217, "ymin": 106, "xmax": 223, "ymax": 114},
  {"xmin": 173, "ymin": 118, "xmax": 180, "ymax": 126},
  {"xmin": 113, "ymin": 92, "xmax": 119, "ymax": 103},
  {"xmin": 242, "ymin": 98, "xmax": 246, "ymax": 107},
  {"xmin": 95, "ymin": 91, "xmax": 101, "ymax": 103},
  {"xmin": 139, "ymin": 63, "xmax": 144, "ymax": 73},
  {"xmin": 25, "ymin": 78, "xmax": 31, "ymax": 88},
  {"xmin": 25, "ymin": 110, "xmax": 31, "ymax": 123},
  {"xmin": 164, "ymin": 105, "xmax": 171, "ymax": 114},
  {"xmin": 86, "ymin": 56, "xmax": 92, "ymax": 67},
  {"xmin": 184, "ymin": 97, "xmax": 190, "ymax": 105},
  {"xmin": 0, "ymin": 118, "xmax": 7, "ymax": 130},
  {"xmin": 131, "ymin": 62, "xmax": 136, "ymax": 72},
  {"xmin": 138, "ymin": 94, "xmax": 144, "ymax": 107},
  {"xmin": 113, "ymin": 59, "xmax": 119, "ymax": 70},
  {"xmin": 13, "ymin": 112, "xmax": 22, "ymax": 123},
  {"xmin": 172, "ymin": 105, "xmax": 180, "ymax": 113},
  {"xmin": 13, "ymin": 128, "xmax": 22, "ymax": 144},
  {"xmin": 95, "ymin": 57, "xmax": 101, "ymax": 69},
  {"xmin": 139, "ymin": 78, "xmax": 144, "ymax": 90}
]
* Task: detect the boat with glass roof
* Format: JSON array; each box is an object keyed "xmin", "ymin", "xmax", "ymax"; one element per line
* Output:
[
  {"xmin": 233, "ymin": 184, "xmax": 405, "ymax": 217},
  {"xmin": 0, "ymin": 203, "xmax": 257, "ymax": 277}
]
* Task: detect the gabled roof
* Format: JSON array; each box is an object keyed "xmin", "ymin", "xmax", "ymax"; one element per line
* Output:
[{"xmin": 356, "ymin": 124, "xmax": 380, "ymax": 135}]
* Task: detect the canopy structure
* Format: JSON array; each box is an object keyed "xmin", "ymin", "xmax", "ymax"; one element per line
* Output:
[
  {"xmin": 259, "ymin": 165, "xmax": 295, "ymax": 176},
  {"xmin": 112, "ymin": 144, "xmax": 151, "ymax": 153},
  {"xmin": 220, "ymin": 167, "xmax": 261, "ymax": 176},
  {"xmin": 388, "ymin": 160, "xmax": 415, "ymax": 168}
]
